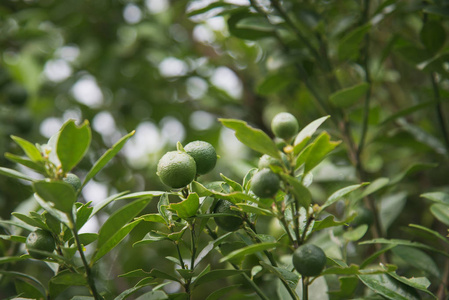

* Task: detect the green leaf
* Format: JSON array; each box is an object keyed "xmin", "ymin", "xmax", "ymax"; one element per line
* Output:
[
  {"xmin": 135, "ymin": 290, "xmax": 169, "ymax": 300},
  {"xmin": 293, "ymin": 116, "xmax": 330, "ymax": 154},
  {"xmin": 76, "ymin": 203, "xmax": 93, "ymax": 230},
  {"xmin": 379, "ymin": 192, "xmax": 407, "ymax": 233},
  {"xmin": 4, "ymin": 153, "xmax": 46, "ymax": 174},
  {"xmin": 0, "ymin": 270, "xmax": 46, "ymax": 294},
  {"xmin": 322, "ymin": 264, "xmax": 360, "ymax": 276},
  {"xmin": 50, "ymin": 271, "xmax": 87, "ymax": 286},
  {"xmin": 338, "ymin": 24, "xmax": 371, "ymax": 60},
  {"xmin": 91, "ymin": 191, "xmax": 129, "ymax": 217},
  {"xmin": 296, "ymin": 132, "xmax": 341, "ymax": 174},
  {"xmin": 358, "ymin": 273, "xmax": 420, "ymax": 300},
  {"xmin": 0, "ymin": 167, "xmax": 34, "ymax": 182},
  {"xmin": 227, "ymin": 9, "xmax": 275, "ymax": 41},
  {"xmin": 119, "ymin": 268, "xmax": 180, "ymax": 282},
  {"xmin": 408, "ymin": 224, "xmax": 449, "ymax": 245},
  {"xmin": 219, "ymin": 118, "xmax": 281, "ymax": 159},
  {"xmin": 236, "ymin": 203, "xmax": 275, "ymax": 216},
  {"xmin": 168, "ymin": 193, "xmax": 199, "ymax": 219},
  {"xmin": 191, "ymin": 181, "xmax": 256, "ymax": 204},
  {"xmin": 343, "ymin": 225, "xmax": 369, "ymax": 241},
  {"xmin": 280, "ymin": 174, "xmax": 312, "ymax": 208},
  {"xmin": 187, "ymin": 2, "xmax": 236, "ymax": 17},
  {"xmin": 0, "ymin": 255, "xmax": 28, "ymax": 264},
  {"xmin": 11, "ymin": 212, "xmax": 48, "ymax": 230},
  {"xmin": 312, "ymin": 215, "xmax": 353, "ymax": 232},
  {"xmin": 392, "ymin": 246, "xmax": 440, "ymax": 278},
  {"xmin": 158, "ymin": 193, "xmax": 172, "ymax": 225},
  {"xmin": 360, "ymin": 238, "xmax": 449, "ymax": 258},
  {"xmin": 421, "ymin": 192, "xmax": 449, "ymax": 205},
  {"xmin": 261, "ymin": 261, "xmax": 300, "ymax": 290},
  {"xmin": 10, "ymin": 135, "xmax": 43, "ymax": 162},
  {"xmin": 82, "ymin": 130, "xmax": 135, "ymax": 189},
  {"xmin": 257, "ymin": 73, "xmax": 293, "ymax": 95},
  {"xmin": 193, "ymin": 269, "xmax": 245, "ymax": 288},
  {"xmin": 220, "ymin": 173, "xmax": 243, "ymax": 192},
  {"xmin": 205, "ymin": 284, "xmax": 241, "ymax": 300},
  {"xmin": 387, "ymin": 272, "xmax": 437, "ymax": 299},
  {"xmin": 93, "ymin": 219, "xmax": 142, "ymax": 262},
  {"xmin": 430, "ymin": 203, "xmax": 449, "ymax": 226},
  {"xmin": 329, "ymin": 83, "xmax": 370, "ymax": 108},
  {"xmin": 390, "ymin": 163, "xmax": 437, "ymax": 185},
  {"xmin": 321, "ymin": 183, "xmax": 369, "ymax": 211},
  {"xmin": 137, "ymin": 214, "xmax": 166, "ymax": 224},
  {"xmin": 219, "ymin": 242, "xmax": 278, "ymax": 263},
  {"xmin": 33, "ymin": 180, "xmax": 76, "ymax": 214},
  {"xmin": 114, "ymin": 286, "xmax": 144, "ymax": 300},
  {"xmin": 97, "ymin": 197, "xmax": 152, "ymax": 249},
  {"xmin": 359, "ymin": 177, "xmax": 390, "ymax": 199},
  {"xmin": 15, "ymin": 278, "xmax": 45, "ymax": 300},
  {"xmin": 420, "ymin": 21, "xmax": 445, "ymax": 54},
  {"xmin": 133, "ymin": 231, "xmax": 170, "ymax": 246},
  {"xmin": 56, "ymin": 120, "xmax": 91, "ymax": 173},
  {"xmin": 33, "ymin": 195, "xmax": 70, "ymax": 226}
]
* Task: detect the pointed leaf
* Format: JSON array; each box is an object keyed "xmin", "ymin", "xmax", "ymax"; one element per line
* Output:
[
  {"xmin": 169, "ymin": 193, "xmax": 199, "ymax": 219},
  {"xmin": 219, "ymin": 242, "xmax": 278, "ymax": 263},
  {"xmin": 321, "ymin": 183, "xmax": 369, "ymax": 211},
  {"xmin": 97, "ymin": 197, "xmax": 152, "ymax": 249},
  {"xmin": 430, "ymin": 203, "xmax": 449, "ymax": 226},
  {"xmin": 260, "ymin": 262, "xmax": 299, "ymax": 290},
  {"xmin": 91, "ymin": 191, "xmax": 128, "ymax": 217},
  {"xmin": 236, "ymin": 203, "xmax": 275, "ymax": 216},
  {"xmin": 358, "ymin": 273, "xmax": 421, "ymax": 300},
  {"xmin": 138, "ymin": 214, "xmax": 166, "ymax": 224},
  {"xmin": 392, "ymin": 246, "xmax": 440, "ymax": 278},
  {"xmin": 0, "ymin": 167, "xmax": 34, "ymax": 182},
  {"xmin": 219, "ymin": 118, "xmax": 281, "ymax": 159},
  {"xmin": 93, "ymin": 219, "xmax": 142, "ymax": 262},
  {"xmin": 33, "ymin": 181, "xmax": 76, "ymax": 214},
  {"xmin": 193, "ymin": 269, "xmax": 245, "ymax": 288},
  {"xmin": 360, "ymin": 238, "xmax": 449, "ymax": 258},
  {"xmin": 338, "ymin": 24, "xmax": 371, "ymax": 60},
  {"xmin": 205, "ymin": 284, "xmax": 241, "ymax": 300},
  {"xmin": 343, "ymin": 225, "xmax": 368, "ymax": 241},
  {"xmin": 50, "ymin": 272, "xmax": 87, "ymax": 286},
  {"xmin": 408, "ymin": 224, "xmax": 449, "ymax": 245},
  {"xmin": 280, "ymin": 174, "xmax": 311, "ymax": 208},
  {"xmin": 82, "ymin": 130, "xmax": 135, "ymax": 189},
  {"xmin": 10, "ymin": 135, "xmax": 43, "ymax": 162},
  {"xmin": 329, "ymin": 83, "xmax": 369, "ymax": 108},
  {"xmin": 421, "ymin": 192, "xmax": 449, "ymax": 205},
  {"xmin": 293, "ymin": 116, "xmax": 330, "ymax": 154},
  {"xmin": 56, "ymin": 120, "xmax": 91, "ymax": 173},
  {"xmin": 296, "ymin": 132, "xmax": 341, "ymax": 174},
  {"xmin": 5, "ymin": 153, "xmax": 46, "ymax": 173}
]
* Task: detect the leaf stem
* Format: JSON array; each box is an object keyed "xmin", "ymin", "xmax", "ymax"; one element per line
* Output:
[{"xmin": 70, "ymin": 217, "xmax": 101, "ymax": 300}]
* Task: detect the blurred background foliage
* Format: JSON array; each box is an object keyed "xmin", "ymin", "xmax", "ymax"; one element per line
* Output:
[{"xmin": 1, "ymin": 0, "xmax": 449, "ymax": 298}]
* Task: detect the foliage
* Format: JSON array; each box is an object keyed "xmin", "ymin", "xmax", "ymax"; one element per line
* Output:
[{"xmin": 1, "ymin": 0, "xmax": 449, "ymax": 299}]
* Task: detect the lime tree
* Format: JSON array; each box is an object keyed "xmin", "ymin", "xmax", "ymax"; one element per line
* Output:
[{"xmin": 157, "ymin": 151, "xmax": 197, "ymax": 188}]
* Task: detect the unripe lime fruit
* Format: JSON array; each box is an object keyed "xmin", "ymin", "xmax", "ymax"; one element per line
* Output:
[
  {"xmin": 63, "ymin": 173, "xmax": 82, "ymax": 191},
  {"xmin": 251, "ymin": 169, "xmax": 280, "ymax": 198},
  {"xmin": 157, "ymin": 151, "xmax": 197, "ymax": 188},
  {"xmin": 292, "ymin": 244, "xmax": 326, "ymax": 277},
  {"xmin": 271, "ymin": 112, "xmax": 299, "ymax": 140},
  {"xmin": 213, "ymin": 199, "xmax": 244, "ymax": 232},
  {"xmin": 184, "ymin": 141, "xmax": 217, "ymax": 175},
  {"xmin": 26, "ymin": 229, "xmax": 55, "ymax": 259}
]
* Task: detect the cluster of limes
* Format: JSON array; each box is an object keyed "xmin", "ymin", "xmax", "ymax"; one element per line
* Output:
[
  {"xmin": 156, "ymin": 140, "xmax": 217, "ymax": 189},
  {"xmin": 250, "ymin": 112, "xmax": 299, "ymax": 199}
]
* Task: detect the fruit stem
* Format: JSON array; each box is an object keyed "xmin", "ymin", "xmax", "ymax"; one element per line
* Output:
[
  {"xmin": 69, "ymin": 217, "xmax": 102, "ymax": 300},
  {"xmin": 302, "ymin": 277, "xmax": 309, "ymax": 300}
]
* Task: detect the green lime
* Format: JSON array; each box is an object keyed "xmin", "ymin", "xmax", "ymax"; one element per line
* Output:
[
  {"xmin": 213, "ymin": 199, "xmax": 244, "ymax": 232},
  {"xmin": 26, "ymin": 229, "xmax": 55, "ymax": 259},
  {"xmin": 157, "ymin": 151, "xmax": 197, "ymax": 188},
  {"xmin": 251, "ymin": 169, "xmax": 280, "ymax": 198},
  {"xmin": 271, "ymin": 112, "xmax": 299, "ymax": 140},
  {"xmin": 63, "ymin": 173, "xmax": 82, "ymax": 191},
  {"xmin": 184, "ymin": 141, "xmax": 217, "ymax": 175},
  {"xmin": 292, "ymin": 244, "xmax": 326, "ymax": 277}
]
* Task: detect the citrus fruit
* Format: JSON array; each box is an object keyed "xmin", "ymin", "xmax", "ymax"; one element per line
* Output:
[
  {"xmin": 271, "ymin": 112, "xmax": 299, "ymax": 140},
  {"xmin": 258, "ymin": 153, "xmax": 289, "ymax": 170},
  {"xmin": 292, "ymin": 244, "xmax": 326, "ymax": 277},
  {"xmin": 251, "ymin": 169, "xmax": 280, "ymax": 198},
  {"xmin": 213, "ymin": 199, "xmax": 244, "ymax": 232},
  {"xmin": 157, "ymin": 151, "xmax": 197, "ymax": 188},
  {"xmin": 26, "ymin": 229, "xmax": 55, "ymax": 259},
  {"xmin": 184, "ymin": 141, "xmax": 217, "ymax": 175},
  {"xmin": 63, "ymin": 173, "xmax": 82, "ymax": 191}
]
